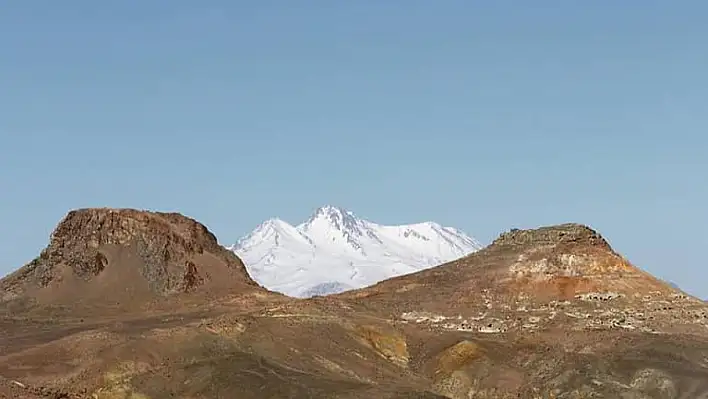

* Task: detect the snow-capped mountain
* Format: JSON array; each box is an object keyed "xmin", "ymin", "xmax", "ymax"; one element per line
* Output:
[{"xmin": 230, "ymin": 205, "xmax": 484, "ymax": 297}]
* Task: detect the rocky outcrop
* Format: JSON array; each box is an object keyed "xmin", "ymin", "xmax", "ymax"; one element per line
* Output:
[
  {"xmin": 0, "ymin": 208, "xmax": 259, "ymax": 300},
  {"xmin": 490, "ymin": 223, "xmax": 613, "ymax": 252}
]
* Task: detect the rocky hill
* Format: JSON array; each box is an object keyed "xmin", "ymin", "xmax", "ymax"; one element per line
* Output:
[
  {"xmin": 0, "ymin": 208, "xmax": 263, "ymax": 311},
  {"xmin": 341, "ymin": 223, "xmax": 708, "ymax": 397},
  {"xmin": 2, "ymin": 210, "xmax": 708, "ymax": 398},
  {"xmin": 344, "ymin": 223, "xmax": 706, "ymax": 335}
]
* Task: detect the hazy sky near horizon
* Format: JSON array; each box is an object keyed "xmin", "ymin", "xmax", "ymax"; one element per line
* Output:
[{"xmin": 1, "ymin": 2, "xmax": 706, "ymax": 296}]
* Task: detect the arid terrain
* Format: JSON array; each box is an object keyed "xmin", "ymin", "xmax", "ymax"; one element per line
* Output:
[{"xmin": 2, "ymin": 208, "xmax": 708, "ymax": 398}]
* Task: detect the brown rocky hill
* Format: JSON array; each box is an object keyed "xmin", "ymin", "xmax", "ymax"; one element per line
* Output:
[
  {"xmin": 340, "ymin": 223, "xmax": 708, "ymax": 397},
  {"xmin": 2, "ymin": 210, "xmax": 708, "ymax": 398},
  {"xmin": 343, "ymin": 223, "xmax": 702, "ymax": 328},
  {"xmin": 0, "ymin": 208, "xmax": 264, "ymax": 312}
]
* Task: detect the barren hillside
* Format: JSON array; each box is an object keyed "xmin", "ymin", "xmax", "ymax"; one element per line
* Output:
[{"xmin": 2, "ymin": 210, "xmax": 707, "ymax": 398}]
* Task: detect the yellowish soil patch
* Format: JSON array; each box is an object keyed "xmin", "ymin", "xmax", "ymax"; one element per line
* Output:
[{"xmin": 353, "ymin": 325, "xmax": 409, "ymax": 367}]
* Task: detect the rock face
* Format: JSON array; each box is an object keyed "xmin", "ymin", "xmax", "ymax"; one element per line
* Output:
[{"xmin": 0, "ymin": 208, "xmax": 260, "ymax": 304}]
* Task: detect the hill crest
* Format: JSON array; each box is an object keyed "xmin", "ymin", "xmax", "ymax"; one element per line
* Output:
[{"xmin": 490, "ymin": 223, "xmax": 613, "ymax": 251}]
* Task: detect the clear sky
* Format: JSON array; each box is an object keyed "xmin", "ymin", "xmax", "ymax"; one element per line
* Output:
[{"xmin": 1, "ymin": 2, "xmax": 706, "ymax": 296}]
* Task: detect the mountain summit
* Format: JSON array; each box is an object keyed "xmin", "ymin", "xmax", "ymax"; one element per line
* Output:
[{"xmin": 230, "ymin": 205, "xmax": 483, "ymax": 297}]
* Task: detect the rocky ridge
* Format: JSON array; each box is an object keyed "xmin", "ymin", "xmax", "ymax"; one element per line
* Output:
[{"xmin": 490, "ymin": 223, "xmax": 613, "ymax": 250}]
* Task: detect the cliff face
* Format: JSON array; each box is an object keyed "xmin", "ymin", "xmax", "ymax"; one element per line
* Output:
[{"xmin": 0, "ymin": 208, "xmax": 260, "ymax": 303}]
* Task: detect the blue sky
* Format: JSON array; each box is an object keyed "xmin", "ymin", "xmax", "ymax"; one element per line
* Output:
[{"xmin": 1, "ymin": 2, "xmax": 706, "ymax": 296}]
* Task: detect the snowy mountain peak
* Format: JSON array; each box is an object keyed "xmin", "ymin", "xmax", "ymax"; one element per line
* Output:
[
  {"xmin": 308, "ymin": 205, "xmax": 353, "ymax": 220},
  {"xmin": 231, "ymin": 206, "xmax": 484, "ymax": 297},
  {"xmin": 302, "ymin": 205, "xmax": 364, "ymax": 233},
  {"xmin": 298, "ymin": 205, "xmax": 378, "ymax": 254}
]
